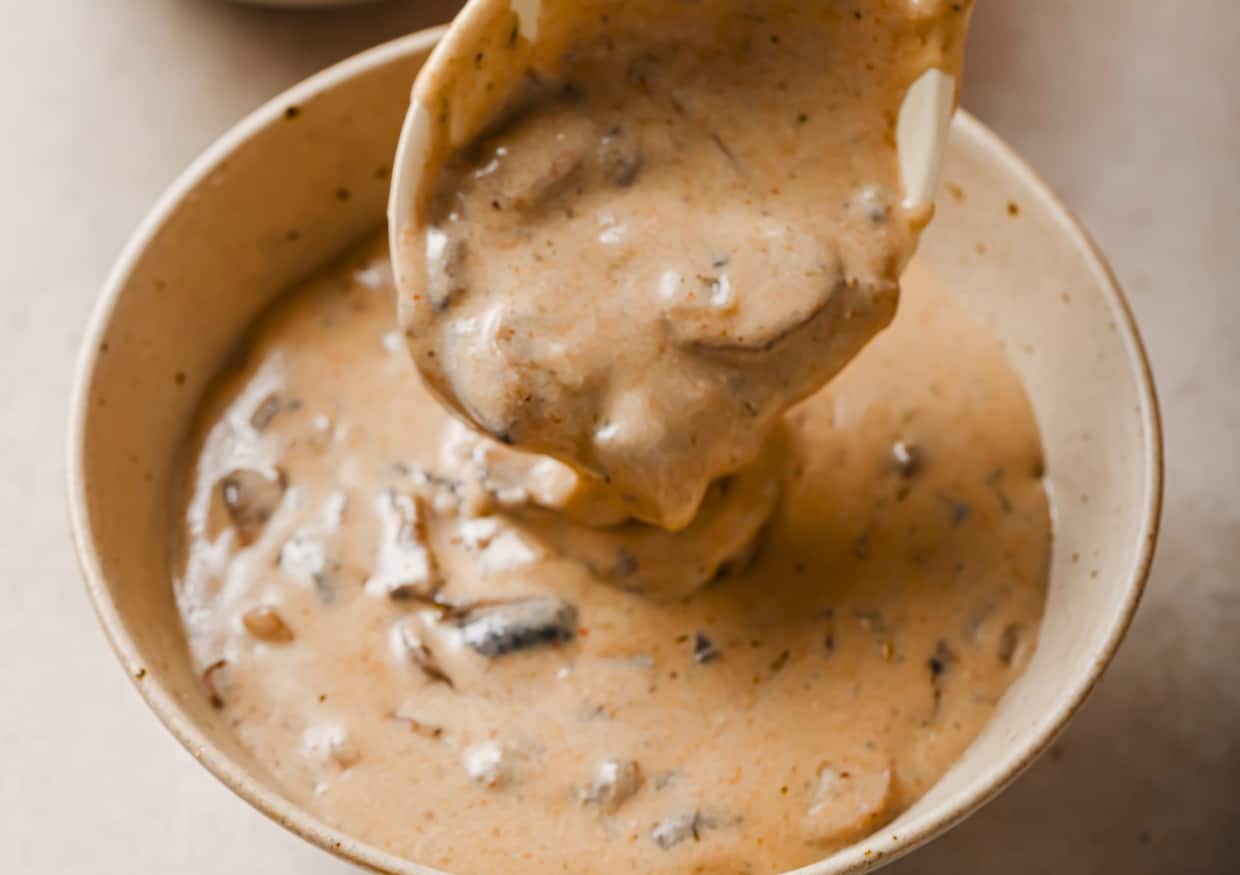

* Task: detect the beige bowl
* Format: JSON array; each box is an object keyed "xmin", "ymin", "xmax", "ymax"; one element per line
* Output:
[{"xmin": 67, "ymin": 26, "xmax": 1162, "ymax": 875}]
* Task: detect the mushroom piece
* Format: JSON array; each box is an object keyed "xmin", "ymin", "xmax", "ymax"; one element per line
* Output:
[
  {"xmin": 580, "ymin": 758, "xmax": 643, "ymax": 813},
  {"xmin": 218, "ymin": 467, "xmax": 286, "ymax": 544},
  {"xmin": 455, "ymin": 596, "xmax": 578, "ymax": 658},
  {"xmin": 242, "ymin": 606, "xmax": 294, "ymax": 643}
]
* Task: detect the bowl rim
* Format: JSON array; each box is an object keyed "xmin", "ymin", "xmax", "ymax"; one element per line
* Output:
[{"xmin": 66, "ymin": 25, "xmax": 1164, "ymax": 875}]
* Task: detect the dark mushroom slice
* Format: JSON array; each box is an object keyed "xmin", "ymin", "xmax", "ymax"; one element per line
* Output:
[
  {"xmin": 693, "ymin": 633, "xmax": 720, "ymax": 664},
  {"xmin": 455, "ymin": 596, "xmax": 578, "ymax": 657}
]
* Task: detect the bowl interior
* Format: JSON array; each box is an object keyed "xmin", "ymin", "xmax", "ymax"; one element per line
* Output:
[{"xmin": 69, "ymin": 28, "xmax": 1160, "ymax": 875}]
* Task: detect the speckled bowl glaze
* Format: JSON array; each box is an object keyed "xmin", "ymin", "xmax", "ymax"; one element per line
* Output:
[{"xmin": 67, "ymin": 26, "xmax": 1162, "ymax": 875}]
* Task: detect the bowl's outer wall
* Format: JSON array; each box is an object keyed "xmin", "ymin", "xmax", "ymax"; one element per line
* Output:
[{"xmin": 69, "ymin": 28, "xmax": 1160, "ymax": 875}]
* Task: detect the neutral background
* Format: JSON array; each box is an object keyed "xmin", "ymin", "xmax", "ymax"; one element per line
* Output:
[{"xmin": 2, "ymin": 1, "xmax": 1236, "ymax": 872}]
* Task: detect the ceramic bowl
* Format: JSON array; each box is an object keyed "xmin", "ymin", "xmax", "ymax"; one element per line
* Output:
[{"xmin": 67, "ymin": 25, "xmax": 1162, "ymax": 875}]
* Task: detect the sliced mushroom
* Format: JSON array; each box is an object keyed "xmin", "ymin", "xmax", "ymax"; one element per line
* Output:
[
  {"xmin": 242, "ymin": 606, "xmax": 294, "ymax": 643},
  {"xmin": 693, "ymin": 633, "xmax": 720, "ymax": 664},
  {"xmin": 455, "ymin": 596, "xmax": 578, "ymax": 658},
  {"xmin": 486, "ymin": 114, "xmax": 594, "ymax": 212},
  {"xmin": 218, "ymin": 468, "xmax": 286, "ymax": 544}
]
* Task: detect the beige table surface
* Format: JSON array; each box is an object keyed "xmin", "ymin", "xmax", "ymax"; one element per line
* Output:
[{"xmin": 2, "ymin": 1, "xmax": 1236, "ymax": 872}]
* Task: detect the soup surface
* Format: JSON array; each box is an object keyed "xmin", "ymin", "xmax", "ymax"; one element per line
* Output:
[{"xmin": 175, "ymin": 236, "xmax": 1049, "ymax": 875}]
